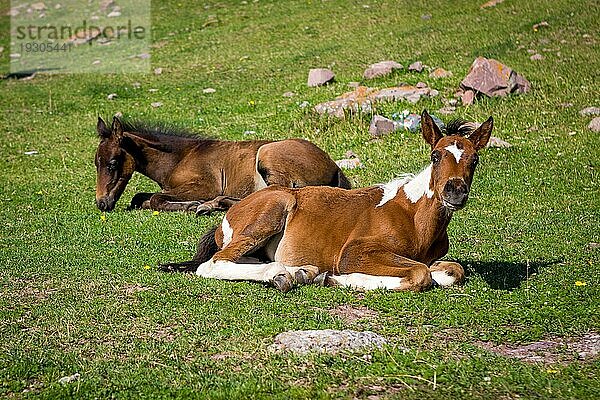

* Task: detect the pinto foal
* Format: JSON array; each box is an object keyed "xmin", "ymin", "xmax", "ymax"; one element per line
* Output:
[{"xmin": 162, "ymin": 111, "xmax": 493, "ymax": 292}]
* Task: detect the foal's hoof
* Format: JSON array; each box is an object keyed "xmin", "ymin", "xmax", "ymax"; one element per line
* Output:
[
  {"xmin": 272, "ymin": 273, "xmax": 294, "ymax": 293},
  {"xmin": 313, "ymin": 272, "xmax": 330, "ymax": 286},
  {"xmin": 195, "ymin": 204, "xmax": 213, "ymax": 216}
]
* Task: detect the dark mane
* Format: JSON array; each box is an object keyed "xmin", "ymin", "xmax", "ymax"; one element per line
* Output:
[
  {"xmin": 99, "ymin": 118, "xmax": 214, "ymax": 143},
  {"xmin": 443, "ymin": 119, "xmax": 478, "ymax": 137}
]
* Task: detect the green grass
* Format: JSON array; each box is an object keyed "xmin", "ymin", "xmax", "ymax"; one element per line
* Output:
[{"xmin": 1, "ymin": 0, "xmax": 599, "ymax": 398}]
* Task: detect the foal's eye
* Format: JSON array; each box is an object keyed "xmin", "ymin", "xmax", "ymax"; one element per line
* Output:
[
  {"xmin": 470, "ymin": 154, "xmax": 479, "ymax": 167},
  {"xmin": 107, "ymin": 159, "xmax": 118, "ymax": 171},
  {"xmin": 431, "ymin": 151, "xmax": 441, "ymax": 164}
]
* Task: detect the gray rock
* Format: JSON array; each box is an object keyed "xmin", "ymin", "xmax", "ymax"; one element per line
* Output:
[
  {"xmin": 336, "ymin": 158, "xmax": 363, "ymax": 170},
  {"xmin": 369, "ymin": 115, "xmax": 396, "ymax": 137},
  {"xmin": 487, "ymin": 136, "xmax": 512, "ymax": 148},
  {"xmin": 308, "ymin": 68, "xmax": 335, "ymax": 87},
  {"xmin": 282, "ymin": 91, "xmax": 296, "ymax": 97},
  {"xmin": 438, "ymin": 106, "xmax": 456, "ymax": 115},
  {"xmin": 202, "ymin": 88, "xmax": 216, "ymax": 94},
  {"xmin": 107, "ymin": 93, "xmax": 117, "ymax": 100},
  {"xmin": 151, "ymin": 102, "xmax": 162, "ymax": 108},
  {"xmin": 154, "ymin": 67, "xmax": 162, "ymax": 75},
  {"xmin": 461, "ymin": 89, "xmax": 475, "ymax": 105},
  {"xmin": 415, "ymin": 82, "xmax": 428, "ymax": 89},
  {"xmin": 530, "ymin": 53, "xmax": 544, "ymax": 61},
  {"xmin": 363, "ymin": 60, "xmax": 403, "ymax": 80},
  {"xmin": 589, "ymin": 117, "xmax": 600, "ymax": 132},
  {"xmin": 408, "ymin": 61, "xmax": 424, "ymax": 72},
  {"xmin": 460, "ymin": 57, "xmax": 530, "ymax": 97},
  {"xmin": 271, "ymin": 329, "xmax": 387, "ymax": 354},
  {"xmin": 429, "ymin": 67, "xmax": 453, "ymax": 78},
  {"xmin": 580, "ymin": 107, "xmax": 600, "ymax": 116}
]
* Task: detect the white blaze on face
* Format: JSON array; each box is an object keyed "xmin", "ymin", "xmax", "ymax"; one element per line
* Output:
[
  {"xmin": 444, "ymin": 142, "xmax": 464, "ymax": 163},
  {"xmin": 221, "ymin": 216, "xmax": 233, "ymax": 247}
]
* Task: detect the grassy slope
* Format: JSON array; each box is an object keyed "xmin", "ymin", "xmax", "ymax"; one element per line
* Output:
[{"xmin": 0, "ymin": 0, "xmax": 599, "ymax": 398}]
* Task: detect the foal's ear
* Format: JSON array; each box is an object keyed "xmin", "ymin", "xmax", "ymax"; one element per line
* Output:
[
  {"xmin": 468, "ymin": 116, "xmax": 493, "ymax": 150},
  {"xmin": 421, "ymin": 110, "xmax": 443, "ymax": 148},
  {"xmin": 111, "ymin": 116, "xmax": 124, "ymax": 141},
  {"xmin": 97, "ymin": 117, "xmax": 110, "ymax": 138}
]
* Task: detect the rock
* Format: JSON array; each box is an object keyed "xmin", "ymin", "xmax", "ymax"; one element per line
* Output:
[
  {"xmin": 151, "ymin": 102, "xmax": 162, "ymax": 108},
  {"xmin": 347, "ymin": 82, "xmax": 360, "ymax": 88},
  {"xmin": 533, "ymin": 21, "xmax": 550, "ymax": 31},
  {"xmin": 408, "ymin": 61, "xmax": 424, "ymax": 72},
  {"xmin": 580, "ymin": 107, "xmax": 600, "ymax": 116},
  {"xmin": 107, "ymin": 93, "xmax": 117, "ymax": 100},
  {"xmin": 589, "ymin": 117, "xmax": 600, "ymax": 132},
  {"xmin": 100, "ymin": 0, "xmax": 115, "ymax": 11},
  {"xmin": 336, "ymin": 158, "xmax": 363, "ymax": 170},
  {"xmin": 0, "ymin": 47, "xmax": 3, "ymax": 54},
  {"xmin": 487, "ymin": 136, "xmax": 512, "ymax": 148},
  {"xmin": 148, "ymin": 88, "xmax": 158, "ymax": 93},
  {"xmin": 298, "ymin": 101, "xmax": 310, "ymax": 108},
  {"xmin": 314, "ymin": 85, "xmax": 435, "ymax": 119},
  {"xmin": 421, "ymin": 14, "xmax": 431, "ymax": 20},
  {"xmin": 438, "ymin": 106, "xmax": 456, "ymax": 115},
  {"xmin": 480, "ymin": 0, "xmax": 504, "ymax": 8},
  {"xmin": 429, "ymin": 89, "xmax": 439, "ymax": 97},
  {"xmin": 307, "ymin": 68, "xmax": 335, "ymax": 87},
  {"xmin": 448, "ymin": 98, "xmax": 458, "ymax": 106},
  {"xmin": 270, "ymin": 329, "xmax": 387, "ymax": 354},
  {"xmin": 415, "ymin": 82, "xmax": 428, "ymax": 89},
  {"xmin": 107, "ymin": 10, "xmax": 121, "ymax": 17},
  {"xmin": 282, "ymin": 91, "xmax": 295, "ymax": 97},
  {"xmin": 363, "ymin": 60, "xmax": 403, "ymax": 80},
  {"xmin": 58, "ymin": 373, "xmax": 80, "ymax": 385},
  {"xmin": 369, "ymin": 115, "xmax": 396, "ymax": 137},
  {"xmin": 429, "ymin": 68, "xmax": 453, "ymax": 78},
  {"xmin": 154, "ymin": 67, "xmax": 162, "ymax": 75},
  {"xmin": 24, "ymin": 150, "xmax": 38, "ymax": 155},
  {"xmin": 132, "ymin": 82, "xmax": 141, "ymax": 89},
  {"xmin": 92, "ymin": 60, "xmax": 101, "ymax": 65},
  {"xmin": 30, "ymin": 2, "xmax": 46, "ymax": 11},
  {"xmin": 530, "ymin": 53, "xmax": 544, "ymax": 61},
  {"xmin": 460, "ymin": 57, "xmax": 530, "ymax": 97},
  {"xmin": 461, "ymin": 89, "xmax": 476, "ymax": 105},
  {"xmin": 202, "ymin": 88, "xmax": 216, "ymax": 94},
  {"xmin": 243, "ymin": 130, "xmax": 256, "ymax": 135}
]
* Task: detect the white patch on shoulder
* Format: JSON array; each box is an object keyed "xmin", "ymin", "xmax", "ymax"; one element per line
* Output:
[
  {"xmin": 445, "ymin": 142, "xmax": 464, "ymax": 163},
  {"xmin": 403, "ymin": 164, "xmax": 434, "ymax": 203},
  {"xmin": 376, "ymin": 176, "xmax": 413, "ymax": 207},
  {"xmin": 330, "ymin": 273, "xmax": 403, "ymax": 290},
  {"xmin": 221, "ymin": 216, "xmax": 233, "ymax": 247},
  {"xmin": 431, "ymin": 270, "xmax": 457, "ymax": 287}
]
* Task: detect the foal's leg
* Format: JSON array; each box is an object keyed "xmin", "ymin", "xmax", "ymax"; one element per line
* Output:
[
  {"xmin": 332, "ymin": 239, "xmax": 433, "ymax": 292},
  {"xmin": 428, "ymin": 261, "xmax": 465, "ymax": 287},
  {"xmin": 128, "ymin": 192, "xmax": 154, "ymax": 210},
  {"xmin": 195, "ymin": 196, "xmax": 241, "ymax": 215}
]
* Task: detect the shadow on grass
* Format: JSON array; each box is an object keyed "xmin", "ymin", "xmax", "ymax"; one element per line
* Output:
[{"xmin": 459, "ymin": 259, "xmax": 561, "ymax": 291}]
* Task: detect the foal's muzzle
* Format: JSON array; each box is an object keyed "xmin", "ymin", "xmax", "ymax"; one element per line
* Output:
[
  {"xmin": 96, "ymin": 197, "xmax": 115, "ymax": 212},
  {"xmin": 442, "ymin": 178, "xmax": 469, "ymax": 211}
]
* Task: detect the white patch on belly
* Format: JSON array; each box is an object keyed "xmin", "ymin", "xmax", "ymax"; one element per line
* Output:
[
  {"xmin": 403, "ymin": 164, "xmax": 434, "ymax": 203},
  {"xmin": 444, "ymin": 142, "xmax": 464, "ymax": 163},
  {"xmin": 431, "ymin": 270, "xmax": 457, "ymax": 287},
  {"xmin": 221, "ymin": 216, "xmax": 233, "ymax": 247},
  {"xmin": 330, "ymin": 273, "xmax": 403, "ymax": 290}
]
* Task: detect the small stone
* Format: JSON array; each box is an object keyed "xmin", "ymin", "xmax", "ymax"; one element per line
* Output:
[
  {"xmin": 487, "ymin": 136, "xmax": 512, "ymax": 148},
  {"xmin": 480, "ymin": 0, "xmax": 504, "ymax": 8},
  {"xmin": 429, "ymin": 68, "xmax": 453, "ymax": 78},
  {"xmin": 429, "ymin": 89, "xmax": 439, "ymax": 97},
  {"xmin": 7, "ymin": 8, "xmax": 19, "ymax": 16},
  {"xmin": 10, "ymin": 53, "xmax": 21, "ymax": 59},
  {"xmin": 243, "ymin": 130, "xmax": 256, "ymax": 135},
  {"xmin": 561, "ymin": 102, "xmax": 573, "ymax": 108},
  {"xmin": 307, "ymin": 68, "xmax": 335, "ymax": 87},
  {"xmin": 347, "ymin": 82, "xmax": 360, "ymax": 88},
  {"xmin": 533, "ymin": 21, "xmax": 549, "ymax": 31},
  {"xmin": 55, "ymin": 4, "xmax": 62, "ymax": 9},
  {"xmin": 107, "ymin": 10, "xmax": 121, "ymax": 17},
  {"xmin": 107, "ymin": 93, "xmax": 117, "ymax": 100},
  {"xmin": 154, "ymin": 67, "xmax": 162, "ymax": 75},
  {"xmin": 299, "ymin": 101, "xmax": 310, "ymax": 108},
  {"xmin": 58, "ymin": 373, "xmax": 80, "ymax": 385},
  {"xmin": 282, "ymin": 91, "xmax": 295, "ymax": 97},
  {"xmin": 461, "ymin": 89, "xmax": 476, "ymax": 105},
  {"xmin": 92, "ymin": 60, "xmax": 101, "ymax": 65},
  {"xmin": 0, "ymin": 47, "xmax": 3, "ymax": 54},
  {"xmin": 580, "ymin": 107, "xmax": 600, "ymax": 116},
  {"xmin": 30, "ymin": 2, "xmax": 46, "ymax": 11},
  {"xmin": 24, "ymin": 150, "xmax": 38, "ymax": 155},
  {"xmin": 588, "ymin": 243, "xmax": 600, "ymax": 250},
  {"xmin": 114, "ymin": 112, "xmax": 123, "ymax": 118},
  {"xmin": 100, "ymin": 0, "xmax": 115, "ymax": 11},
  {"xmin": 438, "ymin": 106, "xmax": 456, "ymax": 115},
  {"xmin": 336, "ymin": 158, "xmax": 363, "ymax": 170},
  {"xmin": 588, "ymin": 117, "xmax": 600, "ymax": 132},
  {"xmin": 448, "ymin": 98, "xmax": 458, "ymax": 106},
  {"xmin": 369, "ymin": 115, "xmax": 396, "ymax": 137},
  {"xmin": 530, "ymin": 53, "xmax": 544, "ymax": 61},
  {"xmin": 408, "ymin": 61, "xmax": 424, "ymax": 72},
  {"xmin": 148, "ymin": 88, "xmax": 158, "ymax": 93},
  {"xmin": 415, "ymin": 82, "xmax": 428, "ymax": 89},
  {"xmin": 421, "ymin": 14, "xmax": 431, "ymax": 20},
  {"xmin": 363, "ymin": 60, "xmax": 403, "ymax": 80},
  {"xmin": 137, "ymin": 53, "xmax": 150, "ymax": 59},
  {"xmin": 151, "ymin": 102, "xmax": 163, "ymax": 108},
  {"xmin": 202, "ymin": 88, "xmax": 216, "ymax": 94},
  {"xmin": 270, "ymin": 329, "xmax": 387, "ymax": 354},
  {"xmin": 132, "ymin": 82, "xmax": 141, "ymax": 89}
]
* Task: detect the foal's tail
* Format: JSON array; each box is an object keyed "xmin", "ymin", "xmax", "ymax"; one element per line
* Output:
[
  {"xmin": 334, "ymin": 169, "xmax": 352, "ymax": 189},
  {"xmin": 158, "ymin": 225, "xmax": 220, "ymax": 273}
]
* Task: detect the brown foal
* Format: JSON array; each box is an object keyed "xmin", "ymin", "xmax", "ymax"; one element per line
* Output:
[
  {"xmin": 94, "ymin": 117, "xmax": 350, "ymax": 213},
  {"xmin": 161, "ymin": 110, "xmax": 493, "ymax": 292}
]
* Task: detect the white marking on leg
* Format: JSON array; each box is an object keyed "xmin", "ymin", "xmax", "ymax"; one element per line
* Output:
[
  {"xmin": 330, "ymin": 273, "xmax": 403, "ymax": 290},
  {"xmin": 221, "ymin": 216, "xmax": 233, "ymax": 247},
  {"xmin": 444, "ymin": 142, "xmax": 464, "ymax": 163},
  {"xmin": 403, "ymin": 164, "xmax": 434, "ymax": 203},
  {"xmin": 196, "ymin": 259, "xmax": 287, "ymax": 282},
  {"xmin": 376, "ymin": 176, "xmax": 412, "ymax": 207},
  {"xmin": 254, "ymin": 148, "xmax": 268, "ymax": 191},
  {"xmin": 431, "ymin": 270, "xmax": 457, "ymax": 287}
]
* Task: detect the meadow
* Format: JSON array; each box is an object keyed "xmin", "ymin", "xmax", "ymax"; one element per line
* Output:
[{"xmin": 1, "ymin": 0, "xmax": 599, "ymax": 398}]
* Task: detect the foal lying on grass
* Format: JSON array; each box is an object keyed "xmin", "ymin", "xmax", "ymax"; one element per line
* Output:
[{"xmin": 161, "ymin": 110, "xmax": 493, "ymax": 292}]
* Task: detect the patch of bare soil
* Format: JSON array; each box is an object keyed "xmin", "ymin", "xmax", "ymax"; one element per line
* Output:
[
  {"xmin": 477, "ymin": 332, "xmax": 600, "ymax": 364},
  {"xmin": 327, "ymin": 305, "xmax": 378, "ymax": 324}
]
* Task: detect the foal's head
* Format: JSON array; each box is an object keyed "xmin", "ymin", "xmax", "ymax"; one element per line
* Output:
[
  {"xmin": 421, "ymin": 110, "xmax": 493, "ymax": 212},
  {"xmin": 94, "ymin": 117, "xmax": 136, "ymax": 212}
]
